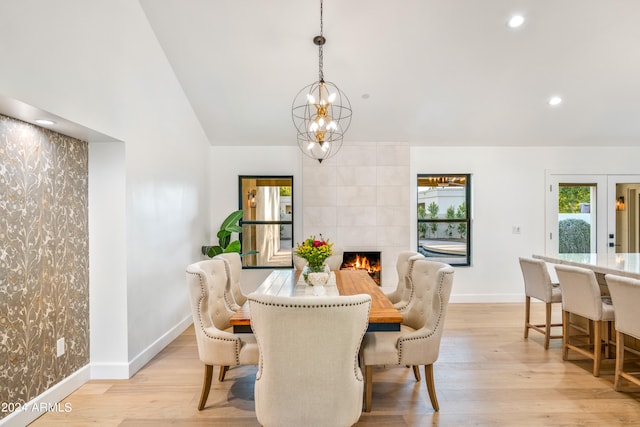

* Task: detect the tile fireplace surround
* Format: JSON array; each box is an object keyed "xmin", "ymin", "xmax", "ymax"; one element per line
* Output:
[{"xmin": 301, "ymin": 141, "xmax": 410, "ymax": 287}]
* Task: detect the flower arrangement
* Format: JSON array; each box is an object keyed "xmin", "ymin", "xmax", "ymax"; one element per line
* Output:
[{"xmin": 295, "ymin": 235, "xmax": 333, "ymax": 267}]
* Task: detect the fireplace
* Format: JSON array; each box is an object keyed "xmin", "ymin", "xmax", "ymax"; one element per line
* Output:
[{"xmin": 341, "ymin": 251, "xmax": 381, "ymax": 285}]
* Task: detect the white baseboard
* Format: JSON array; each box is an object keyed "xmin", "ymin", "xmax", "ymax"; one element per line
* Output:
[
  {"xmin": 89, "ymin": 314, "xmax": 193, "ymax": 380},
  {"xmin": 90, "ymin": 362, "xmax": 131, "ymax": 379},
  {"xmin": 0, "ymin": 365, "xmax": 90, "ymax": 427},
  {"xmin": 127, "ymin": 314, "xmax": 193, "ymax": 377},
  {"xmin": 450, "ymin": 293, "xmax": 525, "ymax": 303}
]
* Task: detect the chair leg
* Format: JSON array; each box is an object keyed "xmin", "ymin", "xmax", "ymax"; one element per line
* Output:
[
  {"xmin": 218, "ymin": 365, "xmax": 229, "ymax": 382},
  {"xmin": 593, "ymin": 320, "xmax": 602, "ymax": 377},
  {"xmin": 544, "ymin": 302, "xmax": 552, "ymax": 349},
  {"xmin": 424, "ymin": 364, "xmax": 439, "ymax": 412},
  {"xmin": 198, "ymin": 364, "xmax": 214, "ymax": 410},
  {"xmin": 364, "ymin": 365, "xmax": 373, "ymax": 413},
  {"xmin": 412, "ymin": 365, "xmax": 421, "ymax": 382},
  {"xmin": 604, "ymin": 321, "xmax": 612, "ymax": 359},
  {"xmin": 562, "ymin": 310, "xmax": 569, "ymax": 361},
  {"xmin": 524, "ymin": 296, "xmax": 531, "ymax": 338},
  {"xmin": 614, "ymin": 330, "xmax": 624, "ymax": 391}
]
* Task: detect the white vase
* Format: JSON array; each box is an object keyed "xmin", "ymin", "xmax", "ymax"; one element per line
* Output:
[{"xmin": 302, "ymin": 263, "xmax": 330, "ymax": 287}]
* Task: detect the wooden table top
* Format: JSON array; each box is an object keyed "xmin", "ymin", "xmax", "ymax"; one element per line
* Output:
[{"xmin": 231, "ymin": 269, "xmax": 403, "ymax": 332}]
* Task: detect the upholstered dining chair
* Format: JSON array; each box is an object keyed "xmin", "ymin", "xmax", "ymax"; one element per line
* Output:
[
  {"xmin": 604, "ymin": 274, "xmax": 640, "ymax": 390},
  {"xmin": 393, "ymin": 253, "xmax": 427, "ymax": 313},
  {"xmin": 325, "ymin": 246, "xmax": 344, "ymax": 271},
  {"xmin": 248, "ymin": 293, "xmax": 371, "ymax": 427},
  {"xmin": 384, "ymin": 250, "xmax": 424, "ymax": 305},
  {"xmin": 185, "ymin": 259, "xmax": 258, "ymax": 410},
  {"xmin": 361, "ymin": 259, "xmax": 454, "ymax": 412},
  {"xmin": 554, "ymin": 264, "xmax": 615, "ymax": 377},
  {"xmin": 213, "ymin": 252, "xmax": 246, "ymax": 307},
  {"xmin": 519, "ymin": 257, "xmax": 563, "ymax": 349}
]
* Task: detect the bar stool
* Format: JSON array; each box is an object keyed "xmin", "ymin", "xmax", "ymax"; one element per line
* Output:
[
  {"xmin": 555, "ymin": 264, "xmax": 615, "ymax": 377},
  {"xmin": 519, "ymin": 257, "xmax": 562, "ymax": 349},
  {"xmin": 604, "ymin": 274, "xmax": 640, "ymax": 390}
]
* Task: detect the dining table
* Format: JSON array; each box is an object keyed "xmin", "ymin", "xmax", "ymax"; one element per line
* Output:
[
  {"xmin": 533, "ymin": 253, "xmax": 640, "ymax": 280},
  {"xmin": 533, "ymin": 252, "xmax": 640, "ymax": 351},
  {"xmin": 230, "ymin": 269, "xmax": 403, "ymax": 333}
]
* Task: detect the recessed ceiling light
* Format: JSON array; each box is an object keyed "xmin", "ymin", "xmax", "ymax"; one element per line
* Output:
[
  {"xmin": 507, "ymin": 15, "xmax": 525, "ymax": 29},
  {"xmin": 548, "ymin": 96, "xmax": 563, "ymax": 106},
  {"xmin": 35, "ymin": 119, "xmax": 56, "ymax": 125}
]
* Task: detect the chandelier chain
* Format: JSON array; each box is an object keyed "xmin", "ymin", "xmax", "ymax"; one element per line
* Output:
[{"xmin": 318, "ymin": 0, "xmax": 324, "ymax": 82}]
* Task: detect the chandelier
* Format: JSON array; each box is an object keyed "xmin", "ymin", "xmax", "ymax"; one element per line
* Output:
[{"xmin": 292, "ymin": 0, "xmax": 352, "ymax": 163}]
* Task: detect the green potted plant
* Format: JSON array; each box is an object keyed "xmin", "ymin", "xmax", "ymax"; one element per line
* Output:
[{"xmin": 202, "ymin": 210, "xmax": 257, "ymax": 258}]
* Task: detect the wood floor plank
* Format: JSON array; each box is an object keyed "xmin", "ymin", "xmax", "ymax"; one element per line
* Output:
[{"xmin": 30, "ymin": 303, "xmax": 640, "ymax": 426}]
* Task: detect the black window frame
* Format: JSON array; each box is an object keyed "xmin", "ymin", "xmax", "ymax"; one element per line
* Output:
[
  {"xmin": 417, "ymin": 173, "xmax": 471, "ymax": 266},
  {"xmin": 238, "ymin": 175, "xmax": 294, "ymax": 269}
]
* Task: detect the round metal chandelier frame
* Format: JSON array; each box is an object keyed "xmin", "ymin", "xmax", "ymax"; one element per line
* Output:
[{"xmin": 291, "ymin": 0, "xmax": 352, "ymax": 163}]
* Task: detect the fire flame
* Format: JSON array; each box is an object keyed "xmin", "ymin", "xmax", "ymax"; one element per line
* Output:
[{"xmin": 343, "ymin": 254, "xmax": 380, "ymax": 273}]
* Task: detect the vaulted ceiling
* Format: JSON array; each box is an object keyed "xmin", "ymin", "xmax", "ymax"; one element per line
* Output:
[{"xmin": 140, "ymin": 0, "xmax": 640, "ymax": 147}]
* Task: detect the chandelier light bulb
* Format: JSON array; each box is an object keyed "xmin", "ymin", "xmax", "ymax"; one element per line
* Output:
[
  {"xmin": 328, "ymin": 92, "xmax": 336, "ymax": 103},
  {"xmin": 307, "ymin": 94, "xmax": 315, "ymax": 104}
]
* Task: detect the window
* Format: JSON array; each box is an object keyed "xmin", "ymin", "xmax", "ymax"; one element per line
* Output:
[
  {"xmin": 239, "ymin": 176, "xmax": 293, "ymax": 268},
  {"xmin": 558, "ymin": 183, "xmax": 596, "ymax": 253},
  {"xmin": 417, "ymin": 174, "xmax": 471, "ymax": 266}
]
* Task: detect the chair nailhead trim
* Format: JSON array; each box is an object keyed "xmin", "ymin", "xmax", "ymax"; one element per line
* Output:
[
  {"xmin": 187, "ymin": 270, "xmax": 241, "ymax": 365},
  {"xmin": 397, "ymin": 270, "xmax": 453, "ymax": 363}
]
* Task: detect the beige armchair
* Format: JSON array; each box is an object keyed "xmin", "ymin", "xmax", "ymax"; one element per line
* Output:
[
  {"xmin": 393, "ymin": 253, "xmax": 427, "ymax": 313},
  {"xmin": 185, "ymin": 259, "xmax": 258, "ymax": 410},
  {"xmin": 361, "ymin": 259, "xmax": 454, "ymax": 412},
  {"xmin": 554, "ymin": 264, "xmax": 615, "ymax": 377},
  {"xmin": 519, "ymin": 257, "xmax": 563, "ymax": 349},
  {"xmin": 248, "ymin": 293, "xmax": 371, "ymax": 427},
  {"xmin": 213, "ymin": 252, "xmax": 246, "ymax": 307},
  {"xmin": 604, "ymin": 274, "xmax": 640, "ymax": 390},
  {"xmin": 325, "ymin": 246, "xmax": 344, "ymax": 270},
  {"xmin": 384, "ymin": 251, "xmax": 424, "ymax": 305}
]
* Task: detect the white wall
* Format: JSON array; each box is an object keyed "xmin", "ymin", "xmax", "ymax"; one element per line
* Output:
[
  {"xmin": 411, "ymin": 146, "xmax": 640, "ymax": 302},
  {"xmin": 88, "ymin": 142, "xmax": 128, "ymax": 376},
  {"xmin": 0, "ymin": 0, "xmax": 210, "ymax": 379}
]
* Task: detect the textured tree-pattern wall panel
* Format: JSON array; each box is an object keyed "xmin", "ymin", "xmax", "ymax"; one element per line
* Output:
[{"xmin": 0, "ymin": 114, "xmax": 89, "ymax": 417}]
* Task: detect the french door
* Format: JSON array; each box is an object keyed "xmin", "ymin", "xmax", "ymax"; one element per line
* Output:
[{"xmin": 545, "ymin": 173, "xmax": 640, "ymax": 256}]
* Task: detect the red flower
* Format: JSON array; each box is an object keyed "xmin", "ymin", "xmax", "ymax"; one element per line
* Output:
[{"xmin": 313, "ymin": 240, "xmax": 325, "ymax": 247}]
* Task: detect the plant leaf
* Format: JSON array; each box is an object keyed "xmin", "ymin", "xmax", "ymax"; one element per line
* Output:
[
  {"xmin": 219, "ymin": 210, "xmax": 243, "ymax": 232},
  {"xmin": 226, "ymin": 225, "xmax": 242, "ymax": 233},
  {"xmin": 216, "ymin": 229, "xmax": 231, "ymax": 240},
  {"xmin": 224, "ymin": 240, "xmax": 241, "ymax": 253},
  {"xmin": 206, "ymin": 246, "xmax": 224, "ymax": 257}
]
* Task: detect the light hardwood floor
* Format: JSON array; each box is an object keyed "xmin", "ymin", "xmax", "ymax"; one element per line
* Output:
[{"xmin": 32, "ymin": 303, "xmax": 640, "ymax": 426}]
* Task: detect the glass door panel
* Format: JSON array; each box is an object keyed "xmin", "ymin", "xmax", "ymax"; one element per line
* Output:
[
  {"xmin": 608, "ymin": 176, "xmax": 640, "ymax": 254},
  {"xmin": 546, "ymin": 174, "xmax": 607, "ymax": 255}
]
